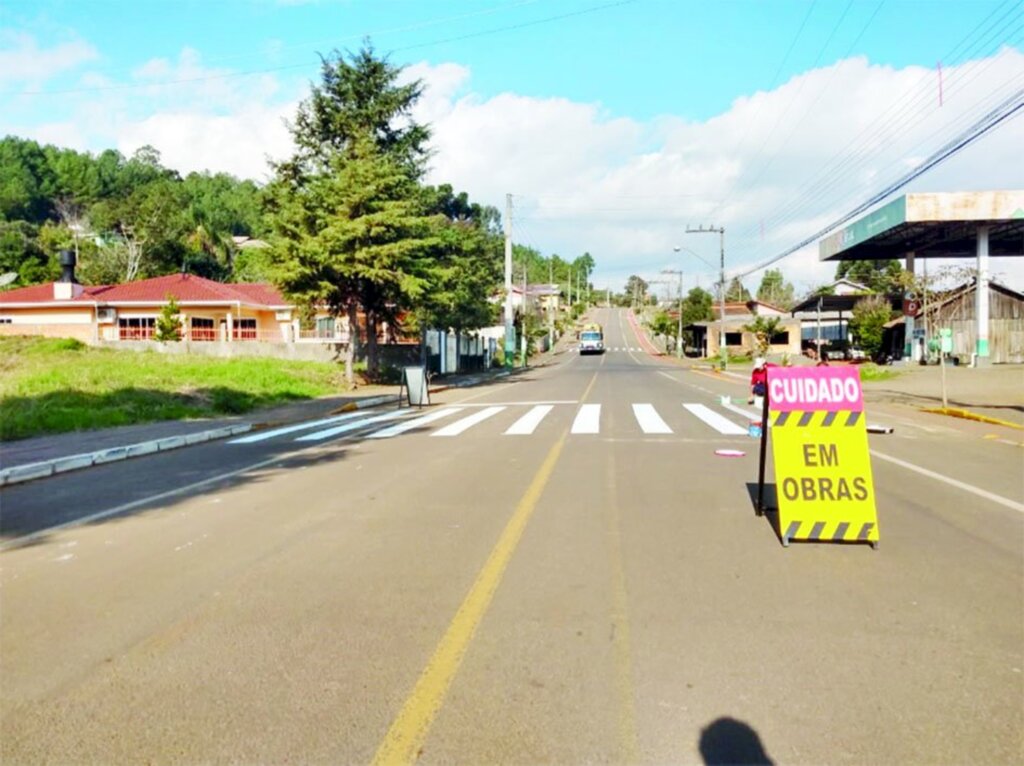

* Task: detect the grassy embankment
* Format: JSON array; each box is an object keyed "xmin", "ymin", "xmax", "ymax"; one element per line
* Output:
[{"xmin": 0, "ymin": 336, "xmax": 344, "ymax": 441}]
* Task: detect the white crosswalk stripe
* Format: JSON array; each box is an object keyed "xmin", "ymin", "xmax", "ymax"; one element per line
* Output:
[
  {"xmin": 683, "ymin": 403, "xmax": 747, "ymax": 435},
  {"xmin": 432, "ymin": 406, "xmax": 506, "ymax": 437},
  {"xmin": 720, "ymin": 399, "xmax": 761, "ymax": 421},
  {"xmin": 504, "ymin": 404, "xmax": 554, "ymax": 435},
  {"xmin": 571, "ymin": 404, "xmax": 601, "ymax": 434},
  {"xmin": 368, "ymin": 407, "xmax": 463, "ymax": 438},
  {"xmin": 296, "ymin": 410, "xmax": 409, "ymax": 442},
  {"xmin": 632, "ymin": 403, "xmax": 673, "ymax": 434},
  {"xmin": 229, "ymin": 412, "xmax": 365, "ymax": 444}
]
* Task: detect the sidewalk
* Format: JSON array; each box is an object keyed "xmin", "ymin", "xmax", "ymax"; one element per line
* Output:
[
  {"xmin": 860, "ymin": 362, "xmax": 1024, "ymax": 428},
  {"xmin": 0, "ymin": 367, "xmax": 518, "ymax": 484}
]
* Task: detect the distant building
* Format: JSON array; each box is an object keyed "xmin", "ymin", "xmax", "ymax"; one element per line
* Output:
[
  {"xmin": 686, "ymin": 300, "xmax": 802, "ymax": 358},
  {"xmin": 892, "ymin": 280, "xmax": 1024, "ymax": 364}
]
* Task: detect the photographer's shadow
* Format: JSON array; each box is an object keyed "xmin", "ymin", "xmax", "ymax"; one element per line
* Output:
[{"xmin": 699, "ymin": 717, "xmax": 774, "ymax": 765}]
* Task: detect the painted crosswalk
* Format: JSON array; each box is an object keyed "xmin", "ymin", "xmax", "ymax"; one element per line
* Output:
[
  {"xmin": 368, "ymin": 407, "xmax": 463, "ymax": 439},
  {"xmin": 632, "ymin": 403, "xmax": 673, "ymax": 434},
  {"xmin": 571, "ymin": 404, "xmax": 602, "ymax": 434},
  {"xmin": 504, "ymin": 404, "xmax": 554, "ymax": 435},
  {"xmin": 433, "ymin": 406, "xmax": 506, "ymax": 437},
  {"xmin": 682, "ymin": 404, "xmax": 748, "ymax": 436},
  {"xmin": 295, "ymin": 410, "xmax": 409, "ymax": 442},
  {"xmin": 231, "ymin": 400, "xmax": 763, "ymax": 446}
]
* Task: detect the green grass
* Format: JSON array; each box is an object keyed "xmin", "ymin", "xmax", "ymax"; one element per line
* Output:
[
  {"xmin": 857, "ymin": 363, "xmax": 899, "ymax": 382},
  {"xmin": 0, "ymin": 335, "xmax": 345, "ymax": 441}
]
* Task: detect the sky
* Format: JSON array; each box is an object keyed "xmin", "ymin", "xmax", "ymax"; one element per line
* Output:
[{"xmin": 2, "ymin": 0, "xmax": 1023, "ymax": 294}]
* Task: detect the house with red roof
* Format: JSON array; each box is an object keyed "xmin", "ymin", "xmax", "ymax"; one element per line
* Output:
[{"xmin": 0, "ymin": 252, "xmax": 304, "ymax": 344}]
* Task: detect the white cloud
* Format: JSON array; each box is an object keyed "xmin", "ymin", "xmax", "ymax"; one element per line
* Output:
[
  {"xmin": 6, "ymin": 40, "xmax": 1023, "ymax": 292},
  {"xmin": 116, "ymin": 104, "xmax": 296, "ymax": 181},
  {"xmin": 0, "ymin": 32, "xmax": 97, "ymax": 86},
  {"xmin": 409, "ymin": 49, "xmax": 1024, "ymax": 293}
]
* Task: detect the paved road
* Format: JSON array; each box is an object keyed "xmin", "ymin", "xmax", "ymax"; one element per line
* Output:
[{"xmin": 2, "ymin": 308, "xmax": 1021, "ymax": 764}]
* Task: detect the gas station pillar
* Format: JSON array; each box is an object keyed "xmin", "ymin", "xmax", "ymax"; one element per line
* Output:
[{"xmin": 975, "ymin": 226, "xmax": 990, "ymax": 362}]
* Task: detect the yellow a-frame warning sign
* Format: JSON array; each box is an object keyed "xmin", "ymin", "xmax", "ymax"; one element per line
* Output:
[{"xmin": 759, "ymin": 366, "xmax": 880, "ymax": 548}]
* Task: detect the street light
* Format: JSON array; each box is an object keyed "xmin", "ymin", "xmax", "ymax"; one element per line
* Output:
[
  {"xmin": 685, "ymin": 226, "xmax": 726, "ymax": 369},
  {"xmin": 663, "ymin": 259, "xmax": 683, "ymax": 359}
]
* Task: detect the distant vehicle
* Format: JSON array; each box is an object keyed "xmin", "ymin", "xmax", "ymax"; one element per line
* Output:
[{"xmin": 579, "ymin": 323, "xmax": 605, "ymax": 354}]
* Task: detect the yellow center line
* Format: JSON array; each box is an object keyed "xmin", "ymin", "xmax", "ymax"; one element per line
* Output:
[{"xmin": 372, "ymin": 371, "xmax": 599, "ymax": 765}]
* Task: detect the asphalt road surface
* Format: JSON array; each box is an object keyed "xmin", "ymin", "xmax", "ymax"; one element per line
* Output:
[{"xmin": 2, "ymin": 308, "xmax": 1022, "ymax": 764}]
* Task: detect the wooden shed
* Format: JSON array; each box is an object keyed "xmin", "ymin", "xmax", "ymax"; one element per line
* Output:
[{"xmin": 917, "ymin": 280, "xmax": 1024, "ymax": 363}]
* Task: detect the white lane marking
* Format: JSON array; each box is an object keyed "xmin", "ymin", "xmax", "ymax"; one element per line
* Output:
[
  {"xmin": 571, "ymin": 403, "xmax": 602, "ymax": 434},
  {"xmin": 870, "ymin": 450, "xmax": 1024, "ymax": 514},
  {"xmin": 458, "ymin": 400, "xmax": 577, "ymax": 407},
  {"xmin": 296, "ymin": 410, "xmax": 408, "ymax": 441},
  {"xmin": 432, "ymin": 406, "xmax": 506, "ymax": 437},
  {"xmin": 632, "ymin": 404, "xmax": 673, "ymax": 434},
  {"xmin": 505, "ymin": 405, "xmax": 555, "ymax": 435},
  {"xmin": 368, "ymin": 407, "xmax": 464, "ymax": 438},
  {"xmin": 229, "ymin": 412, "xmax": 366, "ymax": 444},
  {"xmin": 721, "ymin": 400, "xmax": 761, "ymax": 421},
  {"xmin": 683, "ymin": 403, "xmax": 746, "ymax": 435}
]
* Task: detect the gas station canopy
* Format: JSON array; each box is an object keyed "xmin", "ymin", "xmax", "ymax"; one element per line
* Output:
[{"xmin": 819, "ymin": 191, "xmax": 1024, "ymax": 262}]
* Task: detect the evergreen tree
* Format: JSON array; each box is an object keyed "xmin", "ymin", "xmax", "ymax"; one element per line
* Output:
[
  {"xmin": 756, "ymin": 268, "xmax": 795, "ymax": 308},
  {"xmin": 724, "ymin": 276, "xmax": 751, "ymax": 302},
  {"xmin": 268, "ymin": 135, "xmax": 442, "ymax": 382},
  {"xmin": 155, "ymin": 295, "xmax": 182, "ymax": 341},
  {"xmin": 835, "ymin": 259, "xmax": 903, "ymax": 293}
]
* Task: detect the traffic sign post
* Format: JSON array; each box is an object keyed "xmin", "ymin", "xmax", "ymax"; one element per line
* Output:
[{"xmin": 758, "ymin": 366, "xmax": 880, "ymax": 548}]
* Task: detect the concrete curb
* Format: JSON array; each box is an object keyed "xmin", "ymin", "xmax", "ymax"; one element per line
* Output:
[
  {"xmin": 333, "ymin": 394, "xmax": 400, "ymax": 414},
  {"xmin": 0, "ymin": 423, "xmax": 253, "ymax": 488},
  {"xmin": 920, "ymin": 406, "xmax": 1024, "ymax": 431},
  {"xmin": 0, "ymin": 372, "xmax": 517, "ymax": 488}
]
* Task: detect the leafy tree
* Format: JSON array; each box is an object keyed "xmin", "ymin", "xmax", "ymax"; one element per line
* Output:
[
  {"xmin": 743, "ymin": 315, "xmax": 782, "ymax": 357},
  {"xmin": 0, "ymin": 136, "xmax": 53, "ymax": 222},
  {"xmin": 155, "ymin": 295, "xmax": 182, "ymax": 341},
  {"xmin": 649, "ymin": 309, "xmax": 679, "ymax": 352},
  {"xmin": 756, "ymin": 268, "xmax": 795, "ymax": 308},
  {"xmin": 836, "ymin": 259, "xmax": 903, "ymax": 294},
  {"xmin": 849, "ymin": 295, "xmax": 894, "ymax": 357},
  {"xmin": 724, "ymin": 276, "xmax": 751, "ymax": 302},
  {"xmin": 417, "ymin": 184, "xmax": 501, "ymax": 346},
  {"xmin": 680, "ymin": 287, "xmax": 714, "ymax": 326},
  {"xmin": 624, "ymin": 274, "xmax": 648, "ymax": 305}
]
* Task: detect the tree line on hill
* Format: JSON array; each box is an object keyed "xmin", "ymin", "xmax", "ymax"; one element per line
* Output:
[{"xmin": 0, "ymin": 43, "xmax": 595, "ymax": 383}]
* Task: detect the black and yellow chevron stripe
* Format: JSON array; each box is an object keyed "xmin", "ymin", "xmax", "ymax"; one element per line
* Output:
[
  {"xmin": 771, "ymin": 410, "xmax": 862, "ymax": 428},
  {"xmin": 782, "ymin": 519, "xmax": 876, "ymax": 543}
]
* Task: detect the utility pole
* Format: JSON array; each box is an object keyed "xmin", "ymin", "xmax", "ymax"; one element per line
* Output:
[
  {"xmin": 661, "ymin": 267, "xmax": 684, "ymax": 359},
  {"xmin": 548, "ymin": 259, "xmax": 554, "ymax": 349},
  {"xmin": 687, "ymin": 225, "xmax": 726, "ymax": 369},
  {"xmin": 504, "ymin": 194, "xmax": 514, "ymax": 368}
]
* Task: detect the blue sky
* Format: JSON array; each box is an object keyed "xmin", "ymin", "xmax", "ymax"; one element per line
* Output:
[
  {"xmin": 2, "ymin": 0, "xmax": 1022, "ymax": 290},
  {"xmin": 3, "ymin": 0, "xmax": 1014, "ymax": 120}
]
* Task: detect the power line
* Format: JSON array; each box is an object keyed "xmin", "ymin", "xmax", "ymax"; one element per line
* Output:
[
  {"xmin": 730, "ymin": 1, "xmax": 1021, "ymax": 244},
  {"xmin": 730, "ymin": 87, "xmax": 1024, "ymax": 281}
]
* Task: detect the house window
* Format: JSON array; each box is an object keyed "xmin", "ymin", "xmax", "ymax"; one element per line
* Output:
[
  {"xmin": 316, "ymin": 316, "xmax": 336, "ymax": 338},
  {"xmin": 191, "ymin": 317, "xmax": 216, "ymax": 341},
  {"xmin": 118, "ymin": 317, "xmax": 155, "ymax": 340},
  {"xmin": 725, "ymin": 332, "xmax": 742, "ymax": 346},
  {"xmin": 232, "ymin": 318, "xmax": 257, "ymax": 340},
  {"xmin": 770, "ymin": 331, "xmax": 790, "ymax": 345}
]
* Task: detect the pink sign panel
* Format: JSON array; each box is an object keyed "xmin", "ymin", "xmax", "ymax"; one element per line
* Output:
[{"xmin": 767, "ymin": 366, "xmax": 864, "ymax": 413}]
